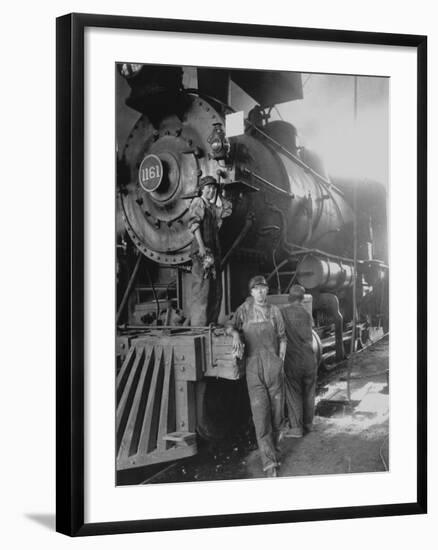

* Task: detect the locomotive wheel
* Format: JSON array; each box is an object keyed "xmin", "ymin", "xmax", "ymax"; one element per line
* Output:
[{"xmin": 195, "ymin": 378, "xmax": 251, "ymax": 441}]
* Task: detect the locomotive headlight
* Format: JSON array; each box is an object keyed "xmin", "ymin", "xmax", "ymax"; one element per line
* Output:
[{"xmin": 207, "ymin": 123, "xmax": 230, "ymax": 160}]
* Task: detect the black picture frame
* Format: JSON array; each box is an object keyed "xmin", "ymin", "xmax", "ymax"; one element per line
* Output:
[{"xmin": 56, "ymin": 12, "xmax": 427, "ymax": 537}]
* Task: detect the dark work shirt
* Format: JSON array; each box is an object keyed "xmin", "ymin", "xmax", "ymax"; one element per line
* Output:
[
  {"xmin": 188, "ymin": 196, "xmax": 232, "ymax": 256},
  {"xmin": 281, "ymin": 302, "xmax": 316, "ymax": 372}
]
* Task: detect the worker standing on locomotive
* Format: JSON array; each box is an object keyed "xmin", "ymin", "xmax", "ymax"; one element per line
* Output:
[
  {"xmin": 188, "ymin": 176, "xmax": 232, "ymax": 326},
  {"xmin": 281, "ymin": 284, "xmax": 318, "ymax": 438},
  {"xmin": 228, "ymin": 276, "xmax": 287, "ymax": 477}
]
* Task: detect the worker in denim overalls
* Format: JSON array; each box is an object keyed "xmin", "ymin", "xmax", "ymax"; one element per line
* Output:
[
  {"xmin": 188, "ymin": 176, "xmax": 232, "ymax": 326},
  {"xmin": 281, "ymin": 284, "xmax": 318, "ymax": 438},
  {"xmin": 229, "ymin": 276, "xmax": 287, "ymax": 477}
]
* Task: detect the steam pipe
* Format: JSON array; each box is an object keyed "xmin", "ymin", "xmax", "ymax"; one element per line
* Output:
[
  {"xmin": 242, "ymin": 168, "xmax": 294, "ymax": 198},
  {"xmin": 220, "ymin": 214, "xmax": 255, "ymax": 270},
  {"xmin": 116, "ymin": 253, "xmax": 142, "ymax": 324},
  {"xmin": 245, "ymin": 120, "xmax": 345, "ymax": 198}
]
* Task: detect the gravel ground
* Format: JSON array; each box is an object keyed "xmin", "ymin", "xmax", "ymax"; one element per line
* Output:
[{"xmin": 124, "ymin": 336, "xmax": 389, "ymax": 485}]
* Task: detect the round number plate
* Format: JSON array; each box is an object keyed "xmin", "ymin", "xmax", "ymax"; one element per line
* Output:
[{"xmin": 138, "ymin": 154, "xmax": 163, "ymax": 192}]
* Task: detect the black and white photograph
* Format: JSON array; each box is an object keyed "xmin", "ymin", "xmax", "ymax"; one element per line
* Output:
[
  {"xmin": 1, "ymin": 0, "xmax": 433, "ymax": 545},
  {"xmin": 115, "ymin": 63, "xmax": 390, "ymax": 485}
]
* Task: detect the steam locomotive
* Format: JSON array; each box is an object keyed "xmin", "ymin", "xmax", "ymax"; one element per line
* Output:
[{"xmin": 115, "ymin": 64, "xmax": 388, "ymax": 472}]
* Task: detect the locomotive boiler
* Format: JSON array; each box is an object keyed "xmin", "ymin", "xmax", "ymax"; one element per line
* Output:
[{"xmin": 115, "ymin": 64, "xmax": 388, "ymax": 473}]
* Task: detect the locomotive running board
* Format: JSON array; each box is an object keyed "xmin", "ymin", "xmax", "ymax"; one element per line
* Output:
[{"xmin": 116, "ymin": 340, "xmax": 199, "ymax": 471}]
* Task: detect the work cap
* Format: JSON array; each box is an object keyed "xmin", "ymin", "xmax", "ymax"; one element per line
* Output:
[
  {"xmin": 289, "ymin": 284, "xmax": 305, "ymax": 301},
  {"xmin": 249, "ymin": 275, "xmax": 268, "ymax": 291},
  {"xmin": 198, "ymin": 175, "xmax": 218, "ymax": 189}
]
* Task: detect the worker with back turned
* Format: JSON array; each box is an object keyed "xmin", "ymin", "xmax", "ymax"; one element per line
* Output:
[{"xmin": 281, "ymin": 284, "xmax": 318, "ymax": 438}]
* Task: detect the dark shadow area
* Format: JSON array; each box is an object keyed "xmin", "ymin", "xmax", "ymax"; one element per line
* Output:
[{"xmin": 25, "ymin": 513, "xmax": 55, "ymax": 531}]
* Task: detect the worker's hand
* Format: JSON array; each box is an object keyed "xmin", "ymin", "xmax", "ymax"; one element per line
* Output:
[
  {"xmin": 279, "ymin": 342, "xmax": 286, "ymax": 364},
  {"xmin": 232, "ymin": 332, "xmax": 244, "ymax": 359}
]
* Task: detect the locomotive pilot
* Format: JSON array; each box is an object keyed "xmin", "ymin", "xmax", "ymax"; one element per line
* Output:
[
  {"xmin": 228, "ymin": 276, "xmax": 287, "ymax": 477},
  {"xmin": 281, "ymin": 284, "xmax": 318, "ymax": 438},
  {"xmin": 188, "ymin": 176, "xmax": 232, "ymax": 326}
]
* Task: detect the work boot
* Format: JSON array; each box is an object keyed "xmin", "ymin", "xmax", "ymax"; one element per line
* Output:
[
  {"xmin": 275, "ymin": 429, "xmax": 285, "ymax": 452},
  {"xmin": 265, "ymin": 466, "xmax": 278, "ymax": 478}
]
